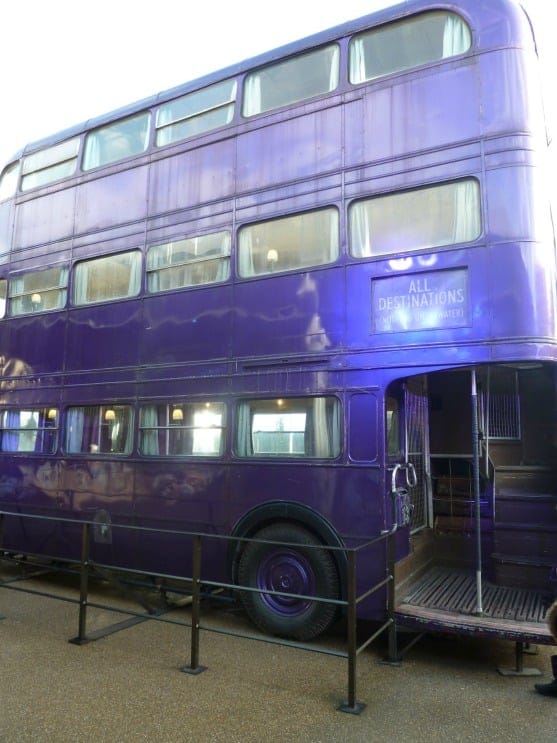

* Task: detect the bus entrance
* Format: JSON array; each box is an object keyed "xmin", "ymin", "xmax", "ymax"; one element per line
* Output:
[{"xmin": 394, "ymin": 365, "xmax": 556, "ymax": 643}]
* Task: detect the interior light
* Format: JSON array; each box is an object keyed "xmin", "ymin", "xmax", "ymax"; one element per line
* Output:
[
  {"xmin": 47, "ymin": 408, "xmax": 57, "ymax": 420},
  {"xmin": 104, "ymin": 408, "xmax": 116, "ymax": 421},
  {"xmin": 172, "ymin": 407, "xmax": 184, "ymax": 421},
  {"xmin": 31, "ymin": 293, "xmax": 41, "ymax": 305}
]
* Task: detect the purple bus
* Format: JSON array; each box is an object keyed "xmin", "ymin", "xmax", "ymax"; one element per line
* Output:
[{"xmin": 0, "ymin": 0, "xmax": 555, "ymax": 644}]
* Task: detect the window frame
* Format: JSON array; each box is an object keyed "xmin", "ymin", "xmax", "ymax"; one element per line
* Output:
[
  {"xmin": 146, "ymin": 230, "xmax": 231, "ymax": 293},
  {"xmin": 20, "ymin": 138, "xmax": 80, "ymax": 193},
  {"xmin": 348, "ymin": 10, "xmax": 472, "ymax": 85},
  {"xmin": 139, "ymin": 401, "xmax": 226, "ymax": 458},
  {"xmin": 72, "ymin": 249, "xmax": 142, "ymax": 307},
  {"xmin": 0, "ymin": 407, "xmax": 59, "ymax": 454},
  {"xmin": 242, "ymin": 43, "xmax": 340, "ymax": 118},
  {"xmin": 82, "ymin": 112, "xmax": 151, "ymax": 172},
  {"xmin": 238, "ymin": 206, "xmax": 340, "ymax": 278},
  {"xmin": 64, "ymin": 404, "xmax": 134, "ymax": 456},
  {"xmin": 8, "ymin": 265, "xmax": 69, "ymax": 317},
  {"xmin": 349, "ymin": 178, "xmax": 482, "ymax": 260},
  {"xmin": 155, "ymin": 79, "xmax": 237, "ymax": 148},
  {"xmin": 235, "ymin": 395, "xmax": 342, "ymax": 460}
]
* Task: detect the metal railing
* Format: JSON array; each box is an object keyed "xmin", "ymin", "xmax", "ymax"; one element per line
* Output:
[{"xmin": 0, "ymin": 510, "xmax": 399, "ymax": 714}]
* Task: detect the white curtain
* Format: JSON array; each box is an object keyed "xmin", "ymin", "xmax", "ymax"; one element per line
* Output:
[
  {"xmin": 442, "ymin": 15, "xmax": 471, "ymax": 57},
  {"xmin": 243, "ymin": 74, "xmax": 262, "ymax": 117},
  {"xmin": 349, "ymin": 38, "xmax": 367, "ymax": 84},
  {"xmin": 452, "ymin": 180, "xmax": 480, "ymax": 244},
  {"xmin": 66, "ymin": 408, "xmax": 85, "ymax": 453}
]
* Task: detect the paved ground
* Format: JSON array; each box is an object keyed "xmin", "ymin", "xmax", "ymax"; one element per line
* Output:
[{"xmin": 0, "ymin": 570, "xmax": 555, "ymax": 743}]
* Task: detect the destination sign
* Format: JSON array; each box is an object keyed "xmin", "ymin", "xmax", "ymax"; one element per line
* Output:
[{"xmin": 371, "ymin": 268, "xmax": 469, "ymax": 333}]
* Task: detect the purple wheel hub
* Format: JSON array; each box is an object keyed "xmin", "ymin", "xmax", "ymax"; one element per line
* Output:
[{"xmin": 257, "ymin": 548, "xmax": 315, "ymax": 617}]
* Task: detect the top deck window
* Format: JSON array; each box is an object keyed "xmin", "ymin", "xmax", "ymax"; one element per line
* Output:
[
  {"xmin": 21, "ymin": 138, "xmax": 80, "ymax": 192},
  {"xmin": 0, "ymin": 162, "xmax": 19, "ymax": 201},
  {"xmin": 349, "ymin": 11, "xmax": 471, "ymax": 84},
  {"xmin": 82, "ymin": 112, "xmax": 150, "ymax": 171},
  {"xmin": 156, "ymin": 80, "xmax": 237, "ymax": 147},
  {"xmin": 243, "ymin": 44, "xmax": 339, "ymax": 117}
]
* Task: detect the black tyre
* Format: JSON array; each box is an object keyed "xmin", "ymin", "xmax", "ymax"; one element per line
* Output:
[{"xmin": 237, "ymin": 522, "xmax": 340, "ymax": 641}]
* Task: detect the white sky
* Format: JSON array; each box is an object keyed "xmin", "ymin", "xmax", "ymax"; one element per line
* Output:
[{"xmin": 0, "ymin": 0, "xmax": 555, "ymax": 202}]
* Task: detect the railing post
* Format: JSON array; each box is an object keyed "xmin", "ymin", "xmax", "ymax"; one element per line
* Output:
[
  {"xmin": 69, "ymin": 521, "xmax": 91, "ymax": 645},
  {"xmin": 386, "ymin": 530, "xmax": 399, "ymax": 664},
  {"xmin": 0, "ymin": 513, "xmax": 4, "ymax": 620},
  {"xmin": 181, "ymin": 534, "xmax": 206, "ymax": 675},
  {"xmin": 338, "ymin": 549, "xmax": 365, "ymax": 714}
]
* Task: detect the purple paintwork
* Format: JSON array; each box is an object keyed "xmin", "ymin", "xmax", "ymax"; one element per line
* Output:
[{"xmin": 0, "ymin": 0, "xmax": 555, "ymax": 636}]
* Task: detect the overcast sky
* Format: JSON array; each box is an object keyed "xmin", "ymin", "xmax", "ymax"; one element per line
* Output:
[{"xmin": 0, "ymin": 1, "xmax": 554, "ymax": 201}]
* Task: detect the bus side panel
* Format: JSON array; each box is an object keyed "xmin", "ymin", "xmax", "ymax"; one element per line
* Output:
[
  {"xmin": 141, "ymin": 286, "xmax": 234, "ymax": 365},
  {"xmin": 75, "ymin": 167, "xmax": 148, "ymax": 235},
  {"xmin": 233, "ymin": 269, "xmax": 344, "ymax": 359},
  {"xmin": 236, "ymin": 107, "xmax": 342, "ymax": 191},
  {"xmin": 344, "ymin": 64, "xmax": 480, "ymax": 167},
  {"xmin": 148, "ymin": 140, "xmax": 235, "ymax": 216},
  {"xmin": 14, "ymin": 188, "xmax": 75, "ymax": 249},
  {"xmin": 0, "ymin": 314, "xmax": 66, "ymax": 378},
  {"xmin": 65, "ymin": 304, "xmax": 143, "ymax": 371}
]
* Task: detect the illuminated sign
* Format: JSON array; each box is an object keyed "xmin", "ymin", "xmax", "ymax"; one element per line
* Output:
[{"xmin": 371, "ymin": 268, "xmax": 469, "ymax": 332}]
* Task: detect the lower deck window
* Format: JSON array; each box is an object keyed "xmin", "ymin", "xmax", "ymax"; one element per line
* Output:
[
  {"xmin": 0, "ymin": 408, "xmax": 58, "ymax": 453},
  {"xmin": 65, "ymin": 405, "xmax": 133, "ymax": 454},
  {"xmin": 236, "ymin": 396, "xmax": 341, "ymax": 458},
  {"xmin": 139, "ymin": 402, "xmax": 225, "ymax": 457}
]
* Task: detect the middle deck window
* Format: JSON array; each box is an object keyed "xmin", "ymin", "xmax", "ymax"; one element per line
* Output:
[
  {"xmin": 238, "ymin": 208, "xmax": 339, "ymax": 278},
  {"xmin": 349, "ymin": 179, "xmax": 481, "ymax": 258},
  {"xmin": 9, "ymin": 265, "xmax": 68, "ymax": 316},
  {"xmin": 73, "ymin": 250, "xmax": 141, "ymax": 305},
  {"xmin": 146, "ymin": 231, "xmax": 231, "ymax": 292}
]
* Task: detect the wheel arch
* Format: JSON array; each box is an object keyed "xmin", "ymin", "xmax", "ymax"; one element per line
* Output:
[{"xmin": 228, "ymin": 501, "xmax": 347, "ymax": 598}]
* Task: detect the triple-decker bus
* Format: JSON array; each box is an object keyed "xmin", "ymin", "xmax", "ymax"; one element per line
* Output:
[{"xmin": 0, "ymin": 0, "xmax": 555, "ymax": 644}]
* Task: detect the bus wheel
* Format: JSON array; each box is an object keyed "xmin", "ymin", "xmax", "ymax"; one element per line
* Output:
[{"xmin": 237, "ymin": 522, "xmax": 339, "ymax": 641}]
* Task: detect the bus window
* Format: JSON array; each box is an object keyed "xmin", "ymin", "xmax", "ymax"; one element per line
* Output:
[
  {"xmin": 139, "ymin": 402, "xmax": 226, "ymax": 457},
  {"xmin": 386, "ymin": 394, "xmax": 402, "ymax": 460},
  {"xmin": 350, "ymin": 179, "xmax": 481, "ymax": 258},
  {"xmin": 146, "ymin": 231, "xmax": 231, "ymax": 292},
  {"xmin": 238, "ymin": 208, "xmax": 338, "ymax": 277},
  {"xmin": 0, "ymin": 161, "xmax": 19, "ymax": 200},
  {"xmin": 65, "ymin": 405, "xmax": 133, "ymax": 454},
  {"xmin": 349, "ymin": 11, "xmax": 471, "ymax": 84},
  {"xmin": 236, "ymin": 397, "xmax": 341, "ymax": 458},
  {"xmin": 73, "ymin": 250, "xmax": 141, "ymax": 305},
  {"xmin": 156, "ymin": 80, "xmax": 237, "ymax": 147},
  {"xmin": 21, "ymin": 138, "xmax": 80, "ymax": 192},
  {"xmin": 0, "ymin": 280, "xmax": 6, "ymax": 318},
  {"xmin": 243, "ymin": 44, "xmax": 339, "ymax": 117},
  {"xmin": 82, "ymin": 112, "xmax": 150, "ymax": 171},
  {"xmin": 0, "ymin": 408, "xmax": 58, "ymax": 453},
  {"xmin": 9, "ymin": 266, "xmax": 68, "ymax": 316}
]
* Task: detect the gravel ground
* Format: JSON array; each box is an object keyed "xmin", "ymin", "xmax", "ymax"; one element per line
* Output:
[{"xmin": 0, "ymin": 570, "xmax": 555, "ymax": 743}]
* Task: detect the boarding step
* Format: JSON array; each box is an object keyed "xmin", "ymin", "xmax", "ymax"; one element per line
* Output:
[
  {"xmin": 495, "ymin": 491, "xmax": 557, "ymax": 524},
  {"xmin": 495, "ymin": 466, "xmax": 557, "ymax": 495},
  {"xmin": 492, "ymin": 551, "xmax": 557, "ymax": 593}
]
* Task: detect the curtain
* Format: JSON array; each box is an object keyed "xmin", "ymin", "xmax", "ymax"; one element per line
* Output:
[
  {"xmin": 1, "ymin": 411, "xmax": 20, "ymax": 451},
  {"xmin": 66, "ymin": 408, "xmax": 85, "ymax": 453},
  {"xmin": 140, "ymin": 406, "xmax": 159, "ymax": 455},
  {"xmin": 350, "ymin": 203, "xmax": 372, "ymax": 258},
  {"xmin": 452, "ymin": 180, "xmax": 480, "ymax": 244},
  {"xmin": 236, "ymin": 403, "xmax": 253, "ymax": 456},
  {"xmin": 349, "ymin": 38, "xmax": 366, "ymax": 84},
  {"xmin": 243, "ymin": 74, "xmax": 262, "ymax": 117},
  {"xmin": 442, "ymin": 15, "xmax": 471, "ymax": 57}
]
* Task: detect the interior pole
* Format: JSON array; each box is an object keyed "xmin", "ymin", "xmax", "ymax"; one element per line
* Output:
[{"xmin": 471, "ymin": 369, "xmax": 483, "ymax": 615}]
